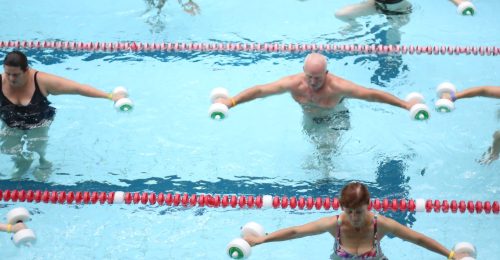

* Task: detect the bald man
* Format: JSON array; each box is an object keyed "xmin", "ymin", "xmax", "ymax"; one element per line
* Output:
[
  {"xmin": 217, "ymin": 53, "xmax": 414, "ymax": 119},
  {"xmin": 216, "ymin": 53, "xmax": 416, "ymax": 165}
]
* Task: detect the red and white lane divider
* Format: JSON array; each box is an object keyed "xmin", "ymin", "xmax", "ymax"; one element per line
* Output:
[
  {"xmin": 0, "ymin": 40, "xmax": 499, "ymax": 56},
  {"xmin": 1, "ymin": 189, "xmax": 499, "ymax": 214}
]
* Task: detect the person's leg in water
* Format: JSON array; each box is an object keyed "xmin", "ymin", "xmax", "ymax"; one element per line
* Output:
[
  {"xmin": 336, "ymin": 0, "xmax": 412, "ymax": 34},
  {"xmin": 302, "ymin": 111, "xmax": 351, "ymax": 173},
  {"xmin": 25, "ymin": 125, "xmax": 52, "ymax": 181},
  {"xmin": 0, "ymin": 125, "xmax": 33, "ymax": 179},
  {"xmin": 335, "ymin": 0, "xmax": 378, "ymax": 32},
  {"xmin": 479, "ymin": 130, "xmax": 500, "ymax": 165},
  {"xmin": 384, "ymin": 15, "xmax": 408, "ymax": 44}
]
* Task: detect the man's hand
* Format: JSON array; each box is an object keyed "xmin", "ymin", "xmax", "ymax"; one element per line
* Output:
[
  {"xmin": 243, "ymin": 234, "xmax": 264, "ymax": 247},
  {"xmin": 214, "ymin": 97, "xmax": 233, "ymax": 108},
  {"xmin": 110, "ymin": 92, "xmax": 127, "ymax": 102}
]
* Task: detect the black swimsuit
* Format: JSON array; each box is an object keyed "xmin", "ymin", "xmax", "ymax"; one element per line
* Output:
[
  {"xmin": 0, "ymin": 72, "xmax": 56, "ymax": 130},
  {"xmin": 312, "ymin": 110, "xmax": 350, "ymax": 130},
  {"xmin": 375, "ymin": 0, "xmax": 403, "ymax": 3},
  {"xmin": 311, "ymin": 97, "xmax": 350, "ymax": 130},
  {"xmin": 375, "ymin": 0, "xmax": 411, "ymax": 15}
]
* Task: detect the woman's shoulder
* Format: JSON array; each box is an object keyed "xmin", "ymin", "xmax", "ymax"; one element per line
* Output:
[
  {"xmin": 316, "ymin": 215, "xmax": 340, "ymax": 230},
  {"xmin": 374, "ymin": 213, "xmax": 405, "ymax": 233}
]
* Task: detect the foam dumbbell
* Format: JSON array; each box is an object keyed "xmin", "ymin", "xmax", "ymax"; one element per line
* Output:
[
  {"xmin": 208, "ymin": 87, "xmax": 230, "ymax": 120},
  {"xmin": 405, "ymin": 92, "xmax": 430, "ymax": 121},
  {"xmin": 453, "ymin": 242, "xmax": 477, "ymax": 260},
  {"xmin": 6, "ymin": 207, "xmax": 36, "ymax": 246},
  {"xmin": 457, "ymin": 1, "xmax": 475, "ymax": 16},
  {"xmin": 112, "ymin": 86, "xmax": 134, "ymax": 112},
  {"xmin": 435, "ymin": 82, "xmax": 457, "ymax": 113},
  {"xmin": 226, "ymin": 222, "xmax": 266, "ymax": 259}
]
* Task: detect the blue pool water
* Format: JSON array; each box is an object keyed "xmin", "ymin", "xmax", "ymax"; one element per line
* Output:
[{"xmin": 0, "ymin": 0, "xmax": 499, "ymax": 259}]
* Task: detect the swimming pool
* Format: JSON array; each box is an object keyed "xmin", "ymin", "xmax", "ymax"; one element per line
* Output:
[{"xmin": 0, "ymin": 0, "xmax": 499, "ymax": 259}]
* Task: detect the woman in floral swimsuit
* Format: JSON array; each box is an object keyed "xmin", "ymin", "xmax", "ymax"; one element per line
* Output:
[{"xmin": 243, "ymin": 182, "xmax": 472, "ymax": 259}]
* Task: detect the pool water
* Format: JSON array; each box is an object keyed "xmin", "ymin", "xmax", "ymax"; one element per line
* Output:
[{"xmin": 0, "ymin": 0, "xmax": 499, "ymax": 259}]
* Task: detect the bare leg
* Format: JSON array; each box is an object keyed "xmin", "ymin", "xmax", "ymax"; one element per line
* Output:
[
  {"xmin": 335, "ymin": 0, "xmax": 377, "ymax": 23},
  {"xmin": 26, "ymin": 126, "xmax": 51, "ymax": 168},
  {"xmin": 335, "ymin": 0, "xmax": 412, "ymax": 35},
  {"xmin": 25, "ymin": 126, "xmax": 53, "ymax": 181},
  {"xmin": 302, "ymin": 111, "xmax": 350, "ymax": 174},
  {"xmin": 178, "ymin": 0, "xmax": 200, "ymax": 15},
  {"xmin": 0, "ymin": 125, "xmax": 32, "ymax": 179},
  {"xmin": 479, "ymin": 130, "xmax": 500, "ymax": 165},
  {"xmin": 143, "ymin": 0, "xmax": 168, "ymax": 33},
  {"xmin": 492, "ymin": 130, "xmax": 500, "ymax": 157}
]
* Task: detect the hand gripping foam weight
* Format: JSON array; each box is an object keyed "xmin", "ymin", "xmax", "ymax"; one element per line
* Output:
[
  {"xmin": 209, "ymin": 87, "xmax": 230, "ymax": 120},
  {"xmin": 435, "ymin": 82, "xmax": 457, "ymax": 113},
  {"xmin": 457, "ymin": 1, "xmax": 475, "ymax": 16},
  {"xmin": 226, "ymin": 222, "xmax": 266, "ymax": 259},
  {"xmin": 6, "ymin": 207, "xmax": 36, "ymax": 246},
  {"xmin": 406, "ymin": 92, "xmax": 430, "ymax": 120},
  {"xmin": 113, "ymin": 86, "xmax": 134, "ymax": 112},
  {"xmin": 453, "ymin": 242, "xmax": 477, "ymax": 260}
]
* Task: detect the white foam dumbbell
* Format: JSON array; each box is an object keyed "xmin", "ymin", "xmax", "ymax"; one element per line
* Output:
[
  {"xmin": 405, "ymin": 92, "xmax": 430, "ymax": 121},
  {"xmin": 435, "ymin": 82, "xmax": 457, "ymax": 113},
  {"xmin": 7, "ymin": 207, "xmax": 31, "ymax": 224},
  {"xmin": 226, "ymin": 222, "xmax": 266, "ymax": 259},
  {"xmin": 112, "ymin": 86, "xmax": 134, "ymax": 112},
  {"xmin": 6, "ymin": 207, "xmax": 36, "ymax": 246},
  {"xmin": 457, "ymin": 1, "xmax": 475, "ymax": 16},
  {"xmin": 453, "ymin": 242, "xmax": 477, "ymax": 260},
  {"xmin": 208, "ymin": 87, "xmax": 230, "ymax": 120}
]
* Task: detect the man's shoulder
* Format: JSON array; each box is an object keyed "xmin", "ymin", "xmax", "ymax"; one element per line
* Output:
[
  {"xmin": 284, "ymin": 73, "xmax": 303, "ymax": 81},
  {"xmin": 328, "ymin": 75, "xmax": 357, "ymax": 91},
  {"xmin": 280, "ymin": 73, "xmax": 303, "ymax": 87}
]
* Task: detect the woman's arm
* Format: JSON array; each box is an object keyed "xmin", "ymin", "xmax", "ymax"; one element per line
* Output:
[
  {"xmin": 379, "ymin": 216, "xmax": 452, "ymax": 258},
  {"xmin": 0, "ymin": 222, "xmax": 26, "ymax": 233},
  {"xmin": 38, "ymin": 71, "xmax": 114, "ymax": 100},
  {"xmin": 244, "ymin": 216, "xmax": 335, "ymax": 246},
  {"xmin": 456, "ymin": 86, "xmax": 500, "ymax": 100}
]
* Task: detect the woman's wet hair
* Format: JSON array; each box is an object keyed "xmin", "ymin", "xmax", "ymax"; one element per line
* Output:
[
  {"xmin": 3, "ymin": 51, "xmax": 29, "ymax": 71},
  {"xmin": 340, "ymin": 182, "xmax": 371, "ymax": 209}
]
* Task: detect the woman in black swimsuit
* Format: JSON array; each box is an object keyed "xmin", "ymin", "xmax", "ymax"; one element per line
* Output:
[{"xmin": 1, "ymin": 51, "xmax": 124, "ymax": 180}]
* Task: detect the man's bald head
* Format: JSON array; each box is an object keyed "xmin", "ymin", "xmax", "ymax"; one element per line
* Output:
[
  {"xmin": 303, "ymin": 53, "xmax": 327, "ymax": 74},
  {"xmin": 303, "ymin": 53, "xmax": 328, "ymax": 91}
]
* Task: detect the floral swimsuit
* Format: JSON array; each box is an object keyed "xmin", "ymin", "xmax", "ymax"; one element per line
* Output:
[{"xmin": 333, "ymin": 214, "xmax": 388, "ymax": 260}]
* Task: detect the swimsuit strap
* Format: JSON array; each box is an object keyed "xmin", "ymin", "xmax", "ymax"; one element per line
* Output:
[
  {"xmin": 373, "ymin": 214, "xmax": 379, "ymax": 249},
  {"xmin": 336, "ymin": 215, "xmax": 342, "ymax": 246},
  {"xmin": 34, "ymin": 71, "xmax": 40, "ymax": 91},
  {"xmin": 31, "ymin": 71, "xmax": 49, "ymax": 104},
  {"xmin": 337, "ymin": 215, "xmax": 342, "ymax": 243},
  {"xmin": 0, "ymin": 73, "xmax": 6, "ymax": 106},
  {"xmin": 34, "ymin": 71, "xmax": 42, "ymax": 98}
]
